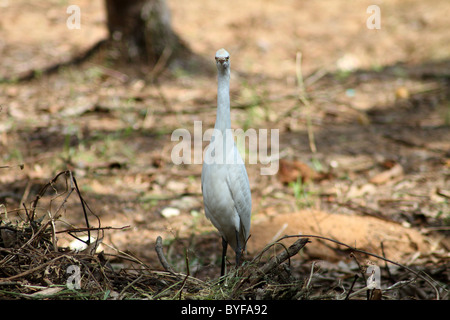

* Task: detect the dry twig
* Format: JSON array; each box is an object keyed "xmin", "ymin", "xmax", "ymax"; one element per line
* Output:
[{"xmin": 155, "ymin": 236, "xmax": 175, "ymax": 274}]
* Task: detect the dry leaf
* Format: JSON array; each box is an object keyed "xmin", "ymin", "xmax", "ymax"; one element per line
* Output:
[
  {"xmin": 278, "ymin": 159, "xmax": 317, "ymax": 184},
  {"xmin": 30, "ymin": 287, "xmax": 64, "ymax": 297},
  {"xmin": 370, "ymin": 163, "xmax": 404, "ymax": 185}
]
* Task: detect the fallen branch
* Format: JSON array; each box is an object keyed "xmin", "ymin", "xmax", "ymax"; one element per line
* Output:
[
  {"xmin": 155, "ymin": 236, "xmax": 175, "ymax": 274},
  {"xmin": 27, "ymin": 170, "xmax": 102, "ymax": 252},
  {"xmin": 253, "ymin": 237, "xmax": 310, "ymax": 283},
  {"xmin": 55, "ymin": 225, "xmax": 130, "ymax": 234},
  {"xmin": 279, "ymin": 234, "xmax": 441, "ymax": 300},
  {"xmin": 233, "ymin": 237, "xmax": 309, "ymax": 294},
  {"xmin": 0, "ymin": 255, "xmax": 67, "ymax": 282}
]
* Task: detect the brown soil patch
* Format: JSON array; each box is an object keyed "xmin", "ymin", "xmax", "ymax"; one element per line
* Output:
[{"xmin": 249, "ymin": 210, "xmax": 433, "ymax": 264}]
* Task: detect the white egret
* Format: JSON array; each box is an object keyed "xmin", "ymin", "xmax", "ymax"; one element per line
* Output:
[{"xmin": 201, "ymin": 48, "xmax": 252, "ymax": 277}]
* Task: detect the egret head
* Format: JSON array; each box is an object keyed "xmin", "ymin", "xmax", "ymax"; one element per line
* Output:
[{"xmin": 215, "ymin": 48, "xmax": 230, "ymax": 72}]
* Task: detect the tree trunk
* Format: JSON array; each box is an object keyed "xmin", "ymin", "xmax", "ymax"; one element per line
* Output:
[{"xmin": 105, "ymin": 0, "xmax": 188, "ymax": 66}]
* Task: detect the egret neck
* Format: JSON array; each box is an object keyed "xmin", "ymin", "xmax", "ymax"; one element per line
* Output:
[{"xmin": 215, "ymin": 62, "xmax": 231, "ymax": 133}]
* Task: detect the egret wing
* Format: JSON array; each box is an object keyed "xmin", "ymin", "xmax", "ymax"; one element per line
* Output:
[{"xmin": 226, "ymin": 147, "xmax": 252, "ymax": 245}]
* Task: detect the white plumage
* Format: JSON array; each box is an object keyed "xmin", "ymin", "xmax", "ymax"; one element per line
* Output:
[{"xmin": 201, "ymin": 48, "xmax": 252, "ymax": 276}]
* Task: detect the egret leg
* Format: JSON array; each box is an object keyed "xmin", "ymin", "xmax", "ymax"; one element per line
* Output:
[{"xmin": 221, "ymin": 237, "xmax": 228, "ymax": 277}]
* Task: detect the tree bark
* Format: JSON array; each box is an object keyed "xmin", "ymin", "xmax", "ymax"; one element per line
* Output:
[{"xmin": 105, "ymin": 0, "xmax": 188, "ymax": 65}]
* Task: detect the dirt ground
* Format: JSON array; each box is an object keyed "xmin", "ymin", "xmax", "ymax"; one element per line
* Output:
[{"xmin": 0, "ymin": 0, "xmax": 449, "ymax": 298}]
